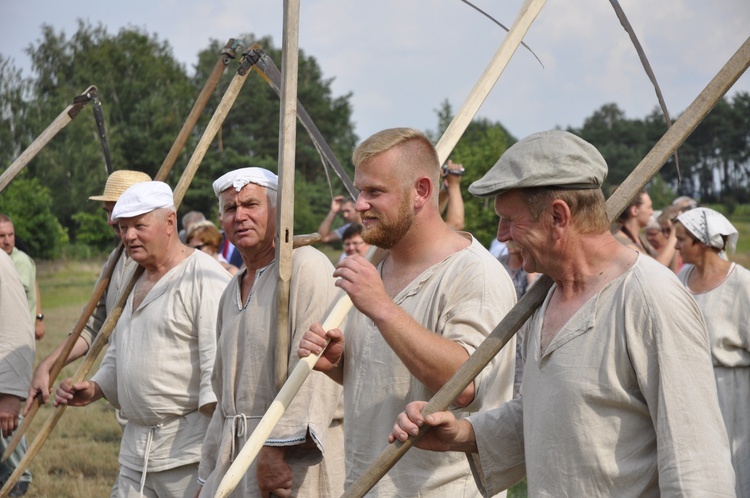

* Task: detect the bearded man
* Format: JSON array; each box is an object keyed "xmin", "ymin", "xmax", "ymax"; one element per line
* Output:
[{"xmin": 299, "ymin": 128, "xmax": 517, "ymax": 496}]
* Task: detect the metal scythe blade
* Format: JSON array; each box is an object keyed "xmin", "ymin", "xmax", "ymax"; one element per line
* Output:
[
  {"xmin": 91, "ymin": 95, "xmax": 113, "ymax": 175},
  {"xmin": 609, "ymin": 0, "xmax": 681, "ymax": 180}
]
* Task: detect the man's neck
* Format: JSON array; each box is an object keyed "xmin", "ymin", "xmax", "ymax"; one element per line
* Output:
[{"xmin": 239, "ymin": 242, "xmax": 276, "ymax": 271}]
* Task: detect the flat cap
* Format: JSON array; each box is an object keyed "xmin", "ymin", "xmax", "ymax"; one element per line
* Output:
[
  {"xmin": 112, "ymin": 181, "xmax": 175, "ymax": 220},
  {"xmin": 468, "ymin": 130, "xmax": 607, "ymax": 198}
]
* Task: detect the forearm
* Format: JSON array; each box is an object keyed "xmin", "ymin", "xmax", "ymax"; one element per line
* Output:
[
  {"xmin": 444, "ymin": 184, "xmax": 465, "ymax": 230},
  {"xmin": 317, "ymin": 211, "xmax": 337, "ymax": 239},
  {"xmin": 40, "ymin": 336, "xmax": 90, "ymax": 372}
]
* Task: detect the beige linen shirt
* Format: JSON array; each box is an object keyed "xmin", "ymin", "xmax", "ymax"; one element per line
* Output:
[
  {"xmin": 9, "ymin": 247, "xmax": 36, "ymax": 322},
  {"xmin": 679, "ymin": 262, "xmax": 750, "ymax": 497},
  {"xmin": 469, "ymin": 255, "xmax": 735, "ymax": 497},
  {"xmin": 92, "ymin": 250, "xmax": 230, "ymax": 473},
  {"xmin": 343, "ymin": 235, "xmax": 517, "ymax": 497},
  {"xmin": 199, "ymin": 246, "xmax": 344, "ymax": 497},
  {"xmin": 0, "ymin": 250, "xmax": 35, "ymax": 398}
]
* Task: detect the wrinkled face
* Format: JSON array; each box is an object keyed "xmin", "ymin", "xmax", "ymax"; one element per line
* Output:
[
  {"xmin": 645, "ymin": 227, "xmax": 665, "ymax": 249},
  {"xmin": 343, "ymin": 233, "xmax": 369, "ymax": 257},
  {"xmin": 340, "ymin": 200, "xmax": 359, "ymax": 224},
  {"xmin": 354, "ymin": 151, "xmax": 414, "ymax": 250},
  {"xmin": 0, "ymin": 221, "xmax": 15, "ymax": 255},
  {"xmin": 674, "ymin": 222, "xmax": 703, "ymax": 265},
  {"xmin": 118, "ymin": 210, "xmax": 172, "ymax": 266},
  {"xmin": 494, "ymin": 190, "xmax": 550, "ymax": 274},
  {"xmin": 219, "ymin": 183, "xmax": 276, "ymax": 252}
]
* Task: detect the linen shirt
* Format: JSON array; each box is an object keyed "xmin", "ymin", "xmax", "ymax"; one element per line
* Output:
[
  {"xmin": 0, "ymin": 250, "xmax": 35, "ymax": 398},
  {"xmin": 198, "ymin": 246, "xmax": 344, "ymax": 497},
  {"xmin": 9, "ymin": 247, "xmax": 36, "ymax": 322},
  {"xmin": 343, "ymin": 235, "xmax": 517, "ymax": 497},
  {"xmin": 92, "ymin": 250, "xmax": 230, "ymax": 473},
  {"xmin": 678, "ymin": 262, "xmax": 750, "ymax": 497},
  {"xmin": 469, "ymin": 255, "xmax": 735, "ymax": 497}
]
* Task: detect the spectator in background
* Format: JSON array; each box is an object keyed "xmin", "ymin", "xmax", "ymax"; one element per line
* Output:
[
  {"xmin": 317, "ymin": 196, "xmax": 361, "ymax": 243},
  {"xmin": 178, "ymin": 211, "xmax": 206, "ymax": 243},
  {"xmin": 340, "ymin": 223, "xmax": 369, "ymax": 260},
  {"xmin": 672, "ymin": 195, "xmax": 698, "ymax": 213},
  {"xmin": 186, "ymin": 220, "xmax": 240, "ymax": 276},
  {"xmin": 656, "ymin": 205, "xmax": 683, "ymax": 273},
  {"xmin": 0, "ymin": 250, "xmax": 35, "ymax": 497},
  {"xmin": 438, "ymin": 160, "xmax": 465, "ymax": 231},
  {"xmin": 0, "ymin": 214, "xmax": 44, "ymax": 341},
  {"xmin": 674, "ymin": 207, "xmax": 749, "ymax": 497}
]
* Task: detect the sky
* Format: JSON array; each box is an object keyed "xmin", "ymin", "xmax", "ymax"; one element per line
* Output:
[{"xmin": 1, "ymin": 0, "xmax": 748, "ymax": 148}]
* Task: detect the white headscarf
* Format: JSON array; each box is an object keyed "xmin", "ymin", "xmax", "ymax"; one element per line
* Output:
[
  {"xmin": 212, "ymin": 168, "xmax": 278, "ymax": 197},
  {"xmin": 677, "ymin": 207, "xmax": 738, "ymax": 254}
]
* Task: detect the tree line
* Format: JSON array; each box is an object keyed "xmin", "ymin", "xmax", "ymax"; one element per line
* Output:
[{"xmin": 1, "ymin": 21, "xmax": 747, "ymax": 259}]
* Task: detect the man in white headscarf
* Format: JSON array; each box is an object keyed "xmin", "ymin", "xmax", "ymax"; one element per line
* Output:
[
  {"xmin": 55, "ymin": 181, "xmax": 231, "ymax": 498},
  {"xmin": 675, "ymin": 207, "xmax": 749, "ymax": 497},
  {"xmin": 197, "ymin": 168, "xmax": 344, "ymax": 497}
]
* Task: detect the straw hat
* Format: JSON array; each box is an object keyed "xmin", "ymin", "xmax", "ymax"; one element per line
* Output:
[{"xmin": 89, "ymin": 170, "xmax": 152, "ymax": 202}]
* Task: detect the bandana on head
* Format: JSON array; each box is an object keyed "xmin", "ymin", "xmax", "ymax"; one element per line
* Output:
[
  {"xmin": 212, "ymin": 168, "xmax": 278, "ymax": 197},
  {"xmin": 677, "ymin": 207, "xmax": 738, "ymax": 254}
]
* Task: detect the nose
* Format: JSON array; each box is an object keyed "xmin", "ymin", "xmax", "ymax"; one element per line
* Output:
[
  {"xmin": 354, "ymin": 194, "xmax": 368, "ymax": 213},
  {"xmin": 496, "ymin": 218, "xmax": 511, "ymax": 242}
]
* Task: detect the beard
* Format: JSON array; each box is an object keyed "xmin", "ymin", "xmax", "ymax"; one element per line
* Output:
[{"xmin": 361, "ymin": 192, "xmax": 413, "ymax": 249}]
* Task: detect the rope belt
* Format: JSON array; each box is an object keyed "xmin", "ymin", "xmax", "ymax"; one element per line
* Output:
[
  {"xmin": 139, "ymin": 422, "xmax": 164, "ymax": 498},
  {"xmin": 226, "ymin": 414, "xmax": 262, "ymax": 461}
]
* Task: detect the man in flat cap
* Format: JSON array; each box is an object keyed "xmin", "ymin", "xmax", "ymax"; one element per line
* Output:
[
  {"xmin": 390, "ymin": 130, "xmax": 736, "ymax": 496},
  {"xmin": 55, "ymin": 181, "xmax": 231, "ymax": 498},
  {"xmin": 298, "ymin": 128, "xmax": 517, "ymax": 496},
  {"xmin": 197, "ymin": 167, "xmax": 344, "ymax": 497}
]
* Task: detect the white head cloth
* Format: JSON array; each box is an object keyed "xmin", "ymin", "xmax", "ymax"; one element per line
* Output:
[
  {"xmin": 112, "ymin": 181, "xmax": 175, "ymax": 220},
  {"xmin": 677, "ymin": 207, "xmax": 738, "ymax": 254},
  {"xmin": 212, "ymin": 168, "xmax": 278, "ymax": 197}
]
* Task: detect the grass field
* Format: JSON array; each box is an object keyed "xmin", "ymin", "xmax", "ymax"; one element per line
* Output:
[{"xmin": 17, "ymin": 217, "xmax": 750, "ymax": 496}]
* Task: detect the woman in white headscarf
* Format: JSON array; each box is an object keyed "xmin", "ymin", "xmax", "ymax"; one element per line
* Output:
[{"xmin": 675, "ymin": 207, "xmax": 749, "ymax": 497}]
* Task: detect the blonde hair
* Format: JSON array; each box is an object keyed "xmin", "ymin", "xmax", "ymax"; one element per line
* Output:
[
  {"xmin": 352, "ymin": 128, "xmax": 440, "ymax": 191},
  {"xmin": 186, "ymin": 220, "xmax": 223, "ymax": 253}
]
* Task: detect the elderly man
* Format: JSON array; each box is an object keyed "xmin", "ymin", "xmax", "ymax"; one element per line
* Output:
[
  {"xmin": 299, "ymin": 128, "xmax": 517, "ymax": 496},
  {"xmin": 55, "ymin": 181, "xmax": 231, "ymax": 497},
  {"xmin": 0, "ymin": 251, "xmax": 35, "ymax": 497},
  {"xmin": 197, "ymin": 168, "xmax": 344, "ymax": 497},
  {"xmin": 27, "ymin": 170, "xmax": 151, "ymax": 410},
  {"xmin": 0, "ymin": 214, "xmax": 44, "ymax": 341},
  {"xmin": 390, "ymin": 130, "xmax": 736, "ymax": 496}
]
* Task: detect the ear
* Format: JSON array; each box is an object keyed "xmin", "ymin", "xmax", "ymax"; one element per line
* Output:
[
  {"xmin": 413, "ymin": 176, "xmax": 433, "ymax": 209},
  {"xmin": 549, "ymin": 199, "xmax": 571, "ymax": 240},
  {"xmin": 166, "ymin": 210, "xmax": 177, "ymax": 233}
]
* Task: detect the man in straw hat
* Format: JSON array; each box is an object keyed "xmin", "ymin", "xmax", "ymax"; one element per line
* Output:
[
  {"xmin": 55, "ymin": 181, "xmax": 231, "ymax": 497},
  {"xmin": 298, "ymin": 128, "xmax": 517, "ymax": 496},
  {"xmin": 196, "ymin": 167, "xmax": 344, "ymax": 497},
  {"xmin": 389, "ymin": 130, "xmax": 736, "ymax": 496},
  {"xmin": 27, "ymin": 170, "xmax": 151, "ymax": 409}
]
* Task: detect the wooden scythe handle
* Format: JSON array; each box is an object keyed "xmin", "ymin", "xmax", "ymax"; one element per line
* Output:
[{"xmin": 341, "ymin": 34, "xmax": 750, "ymax": 498}]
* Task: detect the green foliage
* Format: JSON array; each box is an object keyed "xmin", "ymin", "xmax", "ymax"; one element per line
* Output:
[
  {"xmin": 646, "ymin": 175, "xmax": 676, "ymax": 210},
  {"xmin": 71, "ymin": 210, "xmax": 115, "ymax": 251},
  {"xmin": 0, "ymin": 176, "xmax": 68, "ymax": 258}
]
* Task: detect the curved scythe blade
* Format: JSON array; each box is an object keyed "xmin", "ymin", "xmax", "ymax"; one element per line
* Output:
[
  {"xmin": 609, "ymin": 0, "xmax": 681, "ymax": 180},
  {"xmin": 91, "ymin": 96, "xmax": 113, "ymax": 175}
]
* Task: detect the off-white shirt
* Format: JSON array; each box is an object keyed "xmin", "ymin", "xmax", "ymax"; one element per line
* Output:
[
  {"xmin": 343, "ymin": 235, "xmax": 517, "ymax": 497},
  {"xmin": 469, "ymin": 255, "xmax": 735, "ymax": 497},
  {"xmin": 92, "ymin": 250, "xmax": 230, "ymax": 473},
  {"xmin": 0, "ymin": 250, "xmax": 35, "ymax": 398},
  {"xmin": 199, "ymin": 246, "xmax": 344, "ymax": 497}
]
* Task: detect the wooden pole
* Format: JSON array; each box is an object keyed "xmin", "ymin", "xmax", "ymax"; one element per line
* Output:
[
  {"xmin": 1, "ymin": 40, "xmax": 236, "ymax": 463},
  {"xmin": 341, "ymin": 34, "xmax": 750, "ymax": 498},
  {"xmin": 0, "ymin": 46, "xmax": 259, "ymax": 498},
  {"xmin": 275, "ymin": 0, "xmax": 302, "ymax": 390},
  {"xmin": 435, "ymin": 0, "xmax": 547, "ymax": 164},
  {"xmin": 0, "ymin": 86, "xmax": 96, "ymax": 193}
]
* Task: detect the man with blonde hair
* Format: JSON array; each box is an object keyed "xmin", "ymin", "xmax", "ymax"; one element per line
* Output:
[{"xmin": 299, "ymin": 128, "xmax": 516, "ymax": 496}]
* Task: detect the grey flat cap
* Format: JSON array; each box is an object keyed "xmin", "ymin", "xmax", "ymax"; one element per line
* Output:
[{"xmin": 468, "ymin": 130, "xmax": 607, "ymax": 198}]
